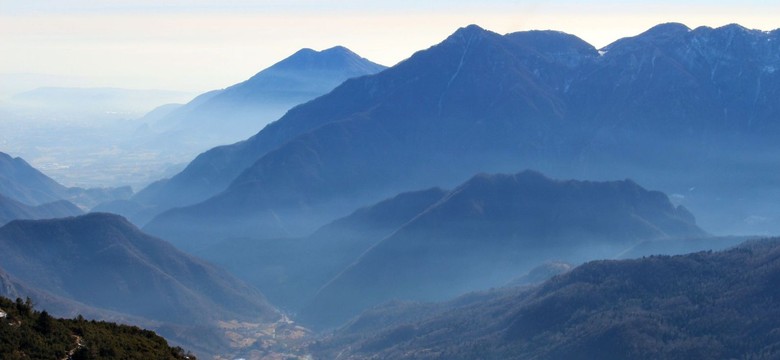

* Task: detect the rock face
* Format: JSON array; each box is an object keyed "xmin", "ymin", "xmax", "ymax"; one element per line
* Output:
[
  {"xmin": 300, "ymin": 171, "xmax": 705, "ymax": 327},
  {"xmin": 310, "ymin": 238, "xmax": 780, "ymax": 360},
  {"xmin": 141, "ymin": 23, "xmax": 780, "ymax": 249}
]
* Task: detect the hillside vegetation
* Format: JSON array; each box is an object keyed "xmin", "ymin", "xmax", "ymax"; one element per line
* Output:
[{"xmin": 0, "ymin": 296, "xmax": 195, "ymax": 360}]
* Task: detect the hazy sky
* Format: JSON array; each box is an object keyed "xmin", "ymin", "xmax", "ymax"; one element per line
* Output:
[{"xmin": 1, "ymin": 0, "xmax": 778, "ymax": 93}]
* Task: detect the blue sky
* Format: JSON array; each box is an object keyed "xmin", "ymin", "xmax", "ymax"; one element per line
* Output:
[{"xmin": 1, "ymin": 0, "xmax": 778, "ymax": 93}]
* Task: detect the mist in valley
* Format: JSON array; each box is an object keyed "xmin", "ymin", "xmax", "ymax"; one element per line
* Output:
[
  {"xmin": 0, "ymin": 86, "xmax": 195, "ymax": 190},
  {"xmin": 2, "ymin": 2, "xmax": 780, "ymax": 359}
]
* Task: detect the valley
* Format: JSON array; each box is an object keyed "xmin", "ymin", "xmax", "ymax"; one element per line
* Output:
[{"xmin": 2, "ymin": 15, "xmax": 780, "ymax": 360}]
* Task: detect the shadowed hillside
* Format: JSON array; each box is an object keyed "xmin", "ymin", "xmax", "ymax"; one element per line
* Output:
[
  {"xmin": 0, "ymin": 295, "xmax": 196, "ymax": 360},
  {"xmin": 0, "ymin": 213, "xmax": 281, "ymax": 357},
  {"xmin": 301, "ymin": 170, "xmax": 705, "ymax": 327},
  {"xmin": 310, "ymin": 238, "xmax": 780, "ymax": 359}
]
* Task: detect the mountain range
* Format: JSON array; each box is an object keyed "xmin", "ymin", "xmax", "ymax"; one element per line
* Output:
[
  {"xmin": 179, "ymin": 169, "xmax": 714, "ymax": 328},
  {"xmin": 309, "ymin": 238, "xmax": 780, "ymax": 359},
  {"xmin": 138, "ymin": 23, "xmax": 780, "ymax": 251},
  {"xmin": 3, "ymin": 21, "xmax": 779, "ymax": 359}
]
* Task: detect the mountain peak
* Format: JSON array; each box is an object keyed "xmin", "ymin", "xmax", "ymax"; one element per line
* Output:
[
  {"xmin": 0, "ymin": 151, "xmax": 15, "ymax": 161},
  {"xmin": 458, "ymin": 24, "xmax": 487, "ymax": 34},
  {"xmin": 643, "ymin": 22, "xmax": 691, "ymax": 37},
  {"xmin": 602, "ymin": 22, "xmax": 691, "ymax": 51},
  {"xmin": 320, "ymin": 45, "xmax": 356, "ymax": 55},
  {"xmin": 290, "ymin": 45, "xmax": 353, "ymax": 56},
  {"xmin": 0, "ymin": 151, "xmax": 30, "ymax": 167},
  {"xmin": 269, "ymin": 45, "xmax": 385, "ymax": 73},
  {"xmin": 445, "ymin": 24, "xmax": 493, "ymax": 44},
  {"xmin": 290, "ymin": 47, "xmax": 317, "ymax": 56},
  {"xmin": 690, "ymin": 23, "xmax": 762, "ymax": 39},
  {"xmin": 717, "ymin": 23, "xmax": 751, "ymax": 33},
  {"xmin": 506, "ymin": 30, "xmax": 598, "ymax": 57}
]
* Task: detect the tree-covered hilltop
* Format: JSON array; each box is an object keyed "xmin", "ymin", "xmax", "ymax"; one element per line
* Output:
[{"xmin": 0, "ymin": 296, "xmax": 195, "ymax": 360}]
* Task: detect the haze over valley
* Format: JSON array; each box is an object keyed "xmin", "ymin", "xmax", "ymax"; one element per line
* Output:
[
  {"xmin": 2, "ymin": 2, "xmax": 780, "ymax": 358},
  {"xmin": 0, "ymin": 47, "xmax": 384, "ymax": 190}
]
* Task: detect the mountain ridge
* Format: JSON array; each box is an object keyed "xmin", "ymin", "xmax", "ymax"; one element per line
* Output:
[
  {"xmin": 310, "ymin": 238, "xmax": 780, "ymax": 359},
  {"xmin": 0, "ymin": 193, "xmax": 83, "ymax": 226},
  {"xmin": 301, "ymin": 170, "xmax": 705, "ymax": 327},
  {"xmin": 0, "ymin": 212, "xmax": 281, "ymax": 357},
  {"xmin": 142, "ymin": 24, "xmax": 596, "ymax": 243},
  {"xmin": 124, "ymin": 46, "xmax": 386, "ymax": 221}
]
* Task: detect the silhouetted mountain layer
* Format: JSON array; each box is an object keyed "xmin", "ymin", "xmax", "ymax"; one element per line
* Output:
[
  {"xmin": 0, "ymin": 193, "xmax": 82, "ymax": 226},
  {"xmin": 310, "ymin": 238, "xmax": 780, "ymax": 359},
  {"xmin": 0, "ymin": 213, "xmax": 280, "ymax": 356},
  {"xmin": 0, "ymin": 151, "xmax": 131, "ymax": 209},
  {"xmin": 300, "ymin": 171, "xmax": 705, "ymax": 327},
  {"xmin": 199, "ymin": 187, "xmax": 447, "ymax": 311},
  {"xmin": 124, "ymin": 46, "xmax": 385, "ymax": 220},
  {"xmin": 144, "ymin": 23, "xmax": 780, "ymax": 247}
]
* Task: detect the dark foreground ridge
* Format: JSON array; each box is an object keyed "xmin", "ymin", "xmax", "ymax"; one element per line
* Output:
[{"xmin": 0, "ymin": 295, "xmax": 195, "ymax": 360}]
